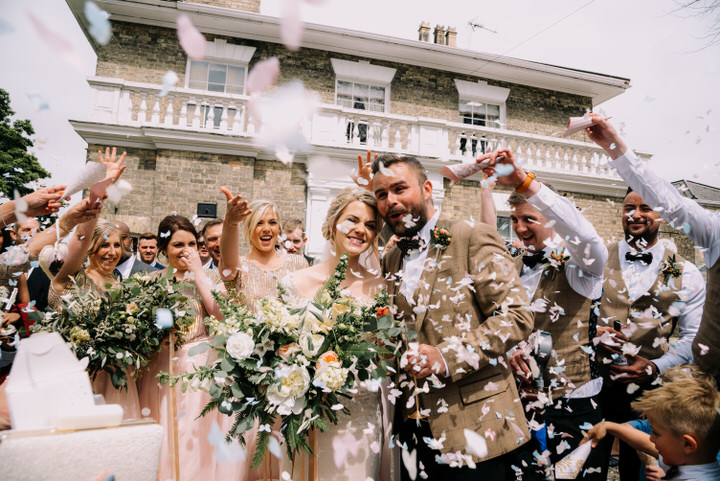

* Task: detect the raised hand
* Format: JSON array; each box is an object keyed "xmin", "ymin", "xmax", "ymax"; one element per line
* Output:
[
  {"xmin": 98, "ymin": 147, "xmax": 127, "ymax": 182},
  {"xmin": 59, "ymin": 198, "xmax": 102, "ymax": 231},
  {"xmin": 351, "ymin": 150, "xmax": 377, "ymax": 191},
  {"xmin": 478, "ymin": 148, "xmax": 527, "ymax": 190},
  {"xmin": 585, "ymin": 114, "xmax": 627, "ymax": 159},
  {"xmin": 580, "ymin": 420, "xmax": 607, "ymax": 448},
  {"xmin": 176, "ymin": 247, "xmax": 203, "ymax": 274},
  {"xmin": 220, "ymin": 187, "xmax": 251, "ymax": 225},
  {"xmin": 23, "ymin": 185, "xmax": 66, "ymax": 216}
]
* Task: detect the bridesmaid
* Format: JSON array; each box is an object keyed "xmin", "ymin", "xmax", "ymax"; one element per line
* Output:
[
  {"xmin": 219, "ymin": 189, "xmax": 307, "ymax": 479},
  {"xmin": 219, "ymin": 189, "xmax": 308, "ymax": 309},
  {"xmin": 48, "ymin": 148, "xmax": 139, "ymax": 420},
  {"xmin": 137, "ymin": 215, "xmax": 247, "ymax": 481}
]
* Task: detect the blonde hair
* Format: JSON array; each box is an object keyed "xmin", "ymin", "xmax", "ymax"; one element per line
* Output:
[
  {"xmin": 89, "ymin": 220, "xmax": 121, "ymax": 256},
  {"xmin": 321, "ymin": 187, "xmax": 382, "ymax": 241},
  {"xmin": 243, "ymin": 200, "xmax": 281, "ymax": 244},
  {"xmin": 631, "ymin": 375, "xmax": 720, "ymax": 449}
]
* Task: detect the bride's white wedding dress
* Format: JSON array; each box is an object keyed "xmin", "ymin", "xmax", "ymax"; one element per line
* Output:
[{"xmin": 277, "ymin": 272, "xmax": 389, "ymax": 481}]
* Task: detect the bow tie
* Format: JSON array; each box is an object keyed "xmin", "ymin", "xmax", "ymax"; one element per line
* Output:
[
  {"xmin": 397, "ymin": 236, "xmax": 425, "ymax": 257},
  {"xmin": 522, "ymin": 251, "xmax": 546, "ymax": 269},
  {"xmin": 625, "ymin": 251, "xmax": 653, "ymax": 265},
  {"xmin": 663, "ymin": 465, "xmax": 678, "ymax": 480}
]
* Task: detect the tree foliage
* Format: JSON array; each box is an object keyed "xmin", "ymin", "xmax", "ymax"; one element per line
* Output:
[{"xmin": 0, "ymin": 88, "xmax": 50, "ymax": 198}]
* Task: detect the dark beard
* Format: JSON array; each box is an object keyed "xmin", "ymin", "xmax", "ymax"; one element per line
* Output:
[
  {"xmin": 386, "ymin": 203, "xmax": 429, "ymax": 237},
  {"xmin": 623, "ymin": 226, "xmax": 658, "ymax": 249}
]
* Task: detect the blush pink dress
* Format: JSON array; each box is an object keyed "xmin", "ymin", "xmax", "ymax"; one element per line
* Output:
[
  {"xmin": 48, "ymin": 270, "xmax": 141, "ymax": 421},
  {"xmin": 138, "ymin": 268, "xmax": 246, "ymax": 481}
]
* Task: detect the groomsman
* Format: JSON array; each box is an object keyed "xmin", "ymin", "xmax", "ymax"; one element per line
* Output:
[
  {"xmin": 594, "ymin": 180, "xmax": 704, "ymax": 479},
  {"xmin": 585, "ymin": 114, "xmax": 719, "ymax": 380},
  {"xmin": 371, "ymin": 154, "xmax": 539, "ymax": 480},
  {"xmin": 481, "ymin": 149, "xmax": 608, "ymax": 479}
]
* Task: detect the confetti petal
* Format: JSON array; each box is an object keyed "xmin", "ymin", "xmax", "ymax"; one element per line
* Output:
[
  {"xmin": 247, "ymin": 57, "xmax": 280, "ymax": 95},
  {"xmin": 280, "ymin": 0, "xmax": 303, "ymax": 51},
  {"xmin": 464, "ymin": 428, "xmax": 489, "ymax": 459},
  {"xmin": 84, "ymin": 1, "xmax": 112, "ymax": 45},
  {"xmin": 159, "ymin": 70, "xmax": 179, "ymax": 97},
  {"xmin": 176, "ymin": 14, "xmax": 206, "ymax": 60}
]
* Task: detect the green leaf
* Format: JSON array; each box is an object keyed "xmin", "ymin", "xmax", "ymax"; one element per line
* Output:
[
  {"xmin": 250, "ymin": 429, "xmax": 270, "ymax": 469},
  {"xmin": 187, "ymin": 342, "xmax": 210, "ymax": 357},
  {"xmin": 377, "ymin": 314, "xmax": 392, "ymax": 329},
  {"xmin": 220, "ymin": 356, "xmax": 235, "ymax": 372}
]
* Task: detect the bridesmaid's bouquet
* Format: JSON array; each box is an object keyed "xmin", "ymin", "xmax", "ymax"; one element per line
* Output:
[
  {"xmin": 160, "ymin": 254, "xmax": 404, "ymax": 467},
  {"xmin": 32, "ymin": 272, "xmax": 196, "ymax": 389}
]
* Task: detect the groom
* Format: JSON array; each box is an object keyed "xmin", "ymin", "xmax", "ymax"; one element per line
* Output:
[{"xmin": 372, "ymin": 154, "xmax": 539, "ymax": 480}]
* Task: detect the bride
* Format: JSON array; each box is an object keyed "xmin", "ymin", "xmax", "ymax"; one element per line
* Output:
[{"xmin": 279, "ymin": 187, "xmax": 391, "ymax": 481}]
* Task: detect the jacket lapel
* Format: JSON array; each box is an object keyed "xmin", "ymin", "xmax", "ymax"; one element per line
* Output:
[{"xmin": 412, "ymin": 217, "xmax": 451, "ymax": 332}]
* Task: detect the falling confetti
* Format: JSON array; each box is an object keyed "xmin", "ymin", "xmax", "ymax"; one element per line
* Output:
[
  {"xmin": 105, "ymin": 179, "xmax": 132, "ymax": 203},
  {"xmin": 84, "ymin": 1, "xmax": 112, "ymax": 45},
  {"xmin": 26, "ymin": 92, "xmax": 49, "ymax": 111},
  {"xmin": 280, "ymin": 0, "xmax": 303, "ymax": 51},
  {"xmin": 247, "ymin": 57, "xmax": 280, "ymax": 95},
  {"xmin": 27, "ymin": 13, "xmax": 85, "ymax": 71},
  {"xmin": 176, "ymin": 14, "xmax": 206, "ymax": 60},
  {"xmin": 463, "ymin": 428, "xmax": 489, "ymax": 459},
  {"xmin": 159, "ymin": 70, "xmax": 178, "ymax": 97}
]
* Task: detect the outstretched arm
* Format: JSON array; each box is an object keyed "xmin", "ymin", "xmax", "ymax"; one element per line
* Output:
[
  {"xmin": 586, "ymin": 114, "xmax": 720, "ymax": 261},
  {"xmin": 51, "ymin": 201, "xmax": 102, "ymax": 293},
  {"xmin": 218, "ymin": 187, "xmax": 251, "ymax": 281},
  {"xmin": 26, "ymin": 198, "xmax": 102, "ymax": 257},
  {"xmin": 479, "ymin": 173, "xmax": 497, "ymax": 227},
  {"xmin": 0, "ymin": 185, "xmax": 66, "ymax": 226},
  {"xmin": 581, "ymin": 420, "xmax": 659, "ymax": 458},
  {"xmin": 481, "ymin": 148, "xmax": 607, "ymax": 279}
]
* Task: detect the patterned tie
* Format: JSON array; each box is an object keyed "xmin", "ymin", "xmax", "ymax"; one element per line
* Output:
[
  {"xmin": 397, "ymin": 236, "xmax": 424, "ymax": 257},
  {"xmin": 625, "ymin": 251, "xmax": 653, "ymax": 265},
  {"xmin": 522, "ymin": 251, "xmax": 545, "ymax": 269}
]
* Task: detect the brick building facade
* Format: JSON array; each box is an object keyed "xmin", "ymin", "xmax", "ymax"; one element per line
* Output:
[{"xmin": 67, "ymin": 0, "xmax": 709, "ymax": 265}]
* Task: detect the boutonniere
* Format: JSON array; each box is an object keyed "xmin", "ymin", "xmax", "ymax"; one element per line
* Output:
[
  {"xmin": 660, "ymin": 254, "xmax": 683, "ymax": 282},
  {"xmin": 548, "ymin": 248, "xmax": 569, "ymax": 268},
  {"xmin": 546, "ymin": 248, "xmax": 569, "ymax": 280},
  {"xmin": 431, "ymin": 227, "xmax": 452, "ymax": 249}
]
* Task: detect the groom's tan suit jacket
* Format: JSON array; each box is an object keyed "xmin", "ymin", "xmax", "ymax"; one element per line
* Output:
[{"xmin": 384, "ymin": 216, "xmax": 534, "ymax": 461}]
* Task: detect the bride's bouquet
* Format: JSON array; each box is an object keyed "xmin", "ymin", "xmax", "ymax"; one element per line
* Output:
[
  {"xmin": 32, "ymin": 272, "xmax": 196, "ymax": 389},
  {"xmin": 159, "ymin": 254, "xmax": 404, "ymax": 467}
]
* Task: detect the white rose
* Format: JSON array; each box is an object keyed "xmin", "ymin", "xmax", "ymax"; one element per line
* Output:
[
  {"xmin": 299, "ymin": 333, "xmax": 324, "ymax": 357},
  {"xmin": 226, "ymin": 332, "xmax": 255, "ymax": 361},
  {"xmin": 266, "ymin": 364, "xmax": 310, "ymax": 415}
]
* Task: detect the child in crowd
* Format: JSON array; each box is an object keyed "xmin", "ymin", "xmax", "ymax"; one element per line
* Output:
[{"xmin": 583, "ymin": 365, "xmax": 720, "ymax": 480}]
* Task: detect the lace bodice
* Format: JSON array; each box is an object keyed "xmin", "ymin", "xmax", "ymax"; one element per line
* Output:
[{"xmin": 226, "ymin": 254, "xmax": 307, "ymax": 312}]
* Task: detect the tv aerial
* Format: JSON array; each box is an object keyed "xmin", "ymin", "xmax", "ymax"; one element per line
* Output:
[{"xmin": 468, "ymin": 17, "xmax": 498, "ymax": 34}]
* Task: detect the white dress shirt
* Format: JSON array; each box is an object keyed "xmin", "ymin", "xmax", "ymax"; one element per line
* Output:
[
  {"xmin": 609, "ymin": 149, "xmax": 720, "ymax": 269},
  {"xmin": 616, "ymin": 239, "xmax": 705, "ymax": 373},
  {"xmin": 399, "ymin": 209, "xmax": 440, "ymax": 301},
  {"xmin": 116, "ymin": 255, "xmax": 135, "ymax": 279},
  {"xmin": 520, "ymin": 183, "xmax": 608, "ymax": 300}
]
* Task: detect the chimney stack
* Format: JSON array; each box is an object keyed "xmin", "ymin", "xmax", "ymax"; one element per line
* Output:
[
  {"xmin": 445, "ymin": 26, "xmax": 457, "ymax": 47},
  {"xmin": 434, "ymin": 25, "xmax": 446, "ymax": 45},
  {"xmin": 418, "ymin": 21, "xmax": 431, "ymax": 42}
]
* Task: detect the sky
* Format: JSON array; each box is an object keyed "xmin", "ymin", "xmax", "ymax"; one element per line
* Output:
[{"xmin": 0, "ymin": 0, "xmax": 719, "ymax": 197}]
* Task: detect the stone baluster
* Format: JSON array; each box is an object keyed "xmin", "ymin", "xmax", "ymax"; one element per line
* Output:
[
  {"xmin": 119, "ymin": 89, "xmax": 132, "ymax": 124},
  {"xmin": 393, "ymin": 125, "xmax": 402, "ymax": 150},
  {"xmin": 206, "ymin": 103, "xmax": 215, "ymax": 130},
  {"xmin": 220, "ymin": 104, "xmax": 228, "ymax": 131},
  {"xmin": 164, "ymin": 96, "xmax": 174, "ymax": 126},
  {"xmin": 138, "ymin": 93, "xmax": 148, "ymax": 124},
  {"xmin": 192, "ymin": 102, "xmax": 201, "ymax": 129},
  {"xmin": 179, "ymin": 99, "xmax": 188, "ymax": 127},
  {"xmin": 151, "ymin": 96, "xmax": 160, "ymax": 124}
]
